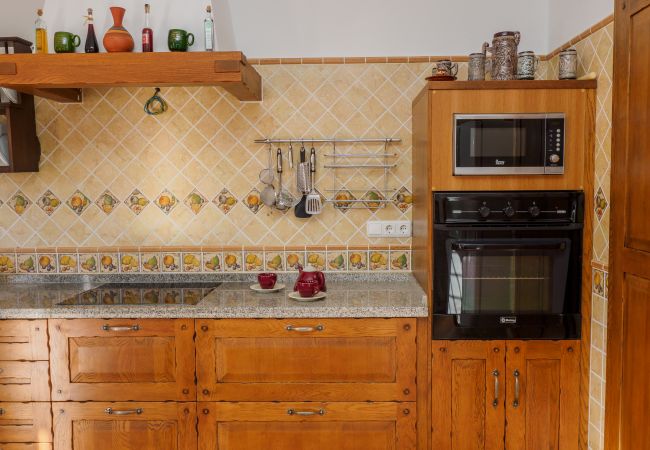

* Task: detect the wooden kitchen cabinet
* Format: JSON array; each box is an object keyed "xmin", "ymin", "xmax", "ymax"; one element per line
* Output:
[
  {"xmin": 53, "ymin": 402, "xmax": 196, "ymax": 450},
  {"xmin": 49, "ymin": 319, "xmax": 195, "ymax": 401},
  {"xmin": 196, "ymin": 318, "xmax": 417, "ymax": 402},
  {"xmin": 0, "ymin": 361, "xmax": 49, "ymax": 401},
  {"xmin": 0, "ymin": 402, "xmax": 52, "ymax": 444},
  {"xmin": 432, "ymin": 340, "xmax": 580, "ymax": 450},
  {"xmin": 198, "ymin": 401, "xmax": 416, "ymax": 450},
  {"xmin": 0, "ymin": 320, "xmax": 48, "ymax": 361}
]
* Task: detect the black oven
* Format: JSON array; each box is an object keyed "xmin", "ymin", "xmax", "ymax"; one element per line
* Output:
[{"xmin": 432, "ymin": 191, "xmax": 583, "ymax": 339}]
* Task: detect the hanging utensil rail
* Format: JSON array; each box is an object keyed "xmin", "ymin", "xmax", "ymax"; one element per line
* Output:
[{"xmin": 254, "ymin": 138, "xmax": 401, "ymax": 144}]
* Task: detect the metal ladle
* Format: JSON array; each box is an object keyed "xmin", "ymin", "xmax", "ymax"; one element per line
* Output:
[{"xmin": 275, "ymin": 147, "xmax": 296, "ymax": 211}]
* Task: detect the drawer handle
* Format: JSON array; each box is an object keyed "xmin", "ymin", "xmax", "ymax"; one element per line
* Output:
[
  {"xmin": 105, "ymin": 407, "xmax": 143, "ymax": 416},
  {"xmin": 102, "ymin": 324, "xmax": 140, "ymax": 332},
  {"xmin": 286, "ymin": 325, "xmax": 324, "ymax": 332},
  {"xmin": 287, "ymin": 408, "xmax": 325, "ymax": 416},
  {"xmin": 492, "ymin": 369, "xmax": 499, "ymax": 407},
  {"xmin": 513, "ymin": 369, "xmax": 520, "ymax": 408},
  {"xmin": 0, "ymin": 408, "xmax": 4, "ymax": 415}
]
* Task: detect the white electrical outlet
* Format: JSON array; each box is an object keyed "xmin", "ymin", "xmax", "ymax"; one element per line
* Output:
[{"xmin": 366, "ymin": 221, "xmax": 411, "ymax": 237}]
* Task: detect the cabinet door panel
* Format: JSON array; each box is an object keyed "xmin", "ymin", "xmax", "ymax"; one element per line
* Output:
[
  {"xmin": 0, "ymin": 402, "xmax": 52, "ymax": 443},
  {"xmin": 196, "ymin": 319, "xmax": 416, "ymax": 401},
  {"xmin": 0, "ymin": 361, "xmax": 49, "ymax": 401},
  {"xmin": 432, "ymin": 340, "xmax": 506, "ymax": 450},
  {"xmin": 505, "ymin": 341, "xmax": 580, "ymax": 450},
  {"xmin": 0, "ymin": 445, "xmax": 52, "ymax": 450},
  {"xmin": 49, "ymin": 319, "xmax": 195, "ymax": 401},
  {"xmin": 0, "ymin": 320, "xmax": 48, "ymax": 361},
  {"xmin": 53, "ymin": 402, "xmax": 196, "ymax": 450},
  {"xmin": 198, "ymin": 402, "xmax": 415, "ymax": 450}
]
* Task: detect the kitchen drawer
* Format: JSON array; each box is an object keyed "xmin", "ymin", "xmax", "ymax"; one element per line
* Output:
[
  {"xmin": 0, "ymin": 320, "xmax": 48, "ymax": 361},
  {"xmin": 0, "ymin": 361, "xmax": 49, "ymax": 401},
  {"xmin": 198, "ymin": 402, "xmax": 416, "ymax": 450},
  {"xmin": 196, "ymin": 318, "xmax": 417, "ymax": 401},
  {"xmin": 0, "ymin": 445, "xmax": 52, "ymax": 450},
  {"xmin": 0, "ymin": 403, "xmax": 52, "ymax": 443},
  {"xmin": 49, "ymin": 319, "xmax": 195, "ymax": 401},
  {"xmin": 53, "ymin": 402, "xmax": 196, "ymax": 450}
]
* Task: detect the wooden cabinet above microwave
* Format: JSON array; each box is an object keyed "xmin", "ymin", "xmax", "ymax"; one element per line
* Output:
[{"xmin": 0, "ymin": 94, "xmax": 41, "ymax": 173}]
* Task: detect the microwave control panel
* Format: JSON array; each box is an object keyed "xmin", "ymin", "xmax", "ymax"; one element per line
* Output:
[{"xmin": 545, "ymin": 116, "xmax": 565, "ymax": 174}]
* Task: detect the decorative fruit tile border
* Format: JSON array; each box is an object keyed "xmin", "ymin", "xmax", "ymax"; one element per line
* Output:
[{"xmin": 0, "ymin": 245, "xmax": 413, "ymax": 275}]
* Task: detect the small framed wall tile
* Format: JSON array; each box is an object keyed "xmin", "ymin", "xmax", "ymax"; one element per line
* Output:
[
  {"xmin": 8, "ymin": 191, "xmax": 31, "ymax": 216},
  {"xmin": 125, "ymin": 190, "xmax": 150, "ymax": 215},
  {"xmin": 285, "ymin": 249, "xmax": 305, "ymax": 271},
  {"xmin": 141, "ymin": 252, "xmax": 161, "ymax": 272},
  {"xmin": 161, "ymin": 252, "xmax": 181, "ymax": 272},
  {"xmin": 369, "ymin": 249, "xmax": 389, "ymax": 271},
  {"xmin": 79, "ymin": 253, "xmax": 99, "ymax": 273},
  {"xmin": 182, "ymin": 252, "xmax": 202, "ymax": 273},
  {"xmin": 0, "ymin": 253, "xmax": 16, "ymax": 274},
  {"xmin": 66, "ymin": 191, "xmax": 91, "ymax": 216},
  {"xmin": 244, "ymin": 250, "xmax": 264, "ymax": 272},
  {"xmin": 265, "ymin": 250, "xmax": 284, "ymax": 271},
  {"xmin": 154, "ymin": 190, "xmax": 179, "ymax": 215},
  {"xmin": 203, "ymin": 252, "xmax": 222, "ymax": 272},
  {"xmin": 16, "ymin": 253, "xmax": 37, "ymax": 274},
  {"xmin": 58, "ymin": 254, "xmax": 79, "ymax": 273},
  {"xmin": 306, "ymin": 249, "xmax": 326, "ymax": 271},
  {"xmin": 214, "ymin": 189, "xmax": 237, "ymax": 214},
  {"xmin": 348, "ymin": 249, "xmax": 368, "ymax": 271},
  {"xmin": 223, "ymin": 250, "xmax": 243, "ymax": 272},
  {"xmin": 99, "ymin": 253, "xmax": 119, "ymax": 273},
  {"xmin": 38, "ymin": 190, "xmax": 62, "ymax": 216},
  {"xmin": 119, "ymin": 252, "xmax": 140, "ymax": 273},
  {"xmin": 36, "ymin": 253, "xmax": 57, "ymax": 273},
  {"xmin": 326, "ymin": 249, "xmax": 347, "ymax": 272},
  {"xmin": 390, "ymin": 249, "xmax": 411, "ymax": 271},
  {"xmin": 593, "ymin": 268, "xmax": 605, "ymax": 296}
]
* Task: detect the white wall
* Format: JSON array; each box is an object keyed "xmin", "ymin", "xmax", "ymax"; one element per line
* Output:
[
  {"xmin": 0, "ymin": 0, "xmax": 612, "ymax": 56},
  {"xmin": 547, "ymin": 0, "xmax": 614, "ymax": 51}
]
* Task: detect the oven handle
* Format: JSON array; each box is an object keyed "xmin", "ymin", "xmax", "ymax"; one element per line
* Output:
[{"xmin": 451, "ymin": 242, "xmax": 566, "ymax": 251}]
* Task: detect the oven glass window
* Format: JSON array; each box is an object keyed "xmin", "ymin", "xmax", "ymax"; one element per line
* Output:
[{"xmin": 447, "ymin": 239, "xmax": 571, "ymax": 315}]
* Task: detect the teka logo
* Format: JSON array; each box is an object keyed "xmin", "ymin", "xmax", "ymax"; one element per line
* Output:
[
  {"xmin": 495, "ymin": 159, "xmax": 506, "ymax": 166},
  {"xmin": 500, "ymin": 316, "xmax": 517, "ymax": 324}
]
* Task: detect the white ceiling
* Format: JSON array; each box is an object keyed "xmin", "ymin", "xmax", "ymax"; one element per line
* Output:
[{"xmin": 2, "ymin": 0, "xmax": 612, "ymax": 56}]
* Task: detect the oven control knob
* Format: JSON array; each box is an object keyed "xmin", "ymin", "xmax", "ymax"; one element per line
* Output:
[
  {"xmin": 549, "ymin": 154, "xmax": 560, "ymax": 164},
  {"xmin": 528, "ymin": 205, "xmax": 541, "ymax": 218},
  {"xmin": 478, "ymin": 206, "xmax": 491, "ymax": 218},
  {"xmin": 503, "ymin": 205, "xmax": 515, "ymax": 218}
]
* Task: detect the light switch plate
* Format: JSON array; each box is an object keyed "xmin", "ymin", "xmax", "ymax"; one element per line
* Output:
[{"xmin": 366, "ymin": 220, "xmax": 411, "ymax": 237}]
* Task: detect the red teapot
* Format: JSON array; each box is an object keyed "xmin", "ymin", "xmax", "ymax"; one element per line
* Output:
[{"xmin": 294, "ymin": 265, "xmax": 326, "ymax": 292}]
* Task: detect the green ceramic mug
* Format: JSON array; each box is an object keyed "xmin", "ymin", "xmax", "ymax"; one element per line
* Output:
[
  {"xmin": 54, "ymin": 31, "xmax": 81, "ymax": 53},
  {"xmin": 168, "ymin": 29, "xmax": 194, "ymax": 52}
]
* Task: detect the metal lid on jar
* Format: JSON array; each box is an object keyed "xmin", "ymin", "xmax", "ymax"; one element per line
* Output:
[
  {"xmin": 560, "ymin": 47, "xmax": 577, "ymax": 55},
  {"xmin": 493, "ymin": 31, "xmax": 519, "ymax": 37}
]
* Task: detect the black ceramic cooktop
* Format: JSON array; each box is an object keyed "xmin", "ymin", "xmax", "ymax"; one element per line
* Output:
[{"xmin": 56, "ymin": 282, "xmax": 221, "ymax": 306}]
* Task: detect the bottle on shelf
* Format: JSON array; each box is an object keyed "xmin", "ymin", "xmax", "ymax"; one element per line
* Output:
[
  {"xmin": 142, "ymin": 3, "xmax": 153, "ymax": 52},
  {"xmin": 204, "ymin": 5, "xmax": 215, "ymax": 51},
  {"xmin": 35, "ymin": 9, "xmax": 48, "ymax": 54},
  {"xmin": 84, "ymin": 8, "xmax": 99, "ymax": 53}
]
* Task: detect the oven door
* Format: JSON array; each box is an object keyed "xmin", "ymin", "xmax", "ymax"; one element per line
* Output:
[{"xmin": 433, "ymin": 226, "xmax": 582, "ymax": 339}]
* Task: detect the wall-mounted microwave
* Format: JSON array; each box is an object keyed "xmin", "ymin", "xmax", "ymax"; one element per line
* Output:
[{"xmin": 453, "ymin": 113, "xmax": 565, "ymax": 175}]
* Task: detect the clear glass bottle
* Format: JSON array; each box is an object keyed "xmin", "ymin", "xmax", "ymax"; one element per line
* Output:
[
  {"xmin": 142, "ymin": 4, "xmax": 153, "ymax": 52},
  {"xmin": 204, "ymin": 5, "xmax": 215, "ymax": 51},
  {"xmin": 35, "ymin": 9, "xmax": 48, "ymax": 54},
  {"xmin": 84, "ymin": 8, "xmax": 99, "ymax": 53}
]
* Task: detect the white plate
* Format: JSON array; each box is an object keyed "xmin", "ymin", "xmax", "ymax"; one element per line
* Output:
[
  {"xmin": 250, "ymin": 283, "xmax": 285, "ymax": 293},
  {"xmin": 288, "ymin": 291, "xmax": 327, "ymax": 302}
]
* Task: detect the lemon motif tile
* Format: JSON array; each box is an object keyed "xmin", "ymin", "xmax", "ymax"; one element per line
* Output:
[
  {"xmin": 99, "ymin": 253, "xmax": 118, "ymax": 273},
  {"xmin": 214, "ymin": 188, "xmax": 237, "ymax": 214},
  {"xmin": 79, "ymin": 253, "xmax": 98, "ymax": 273},
  {"xmin": 8, "ymin": 191, "xmax": 31, "ymax": 216},
  {"xmin": 369, "ymin": 250, "xmax": 389, "ymax": 271},
  {"xmin": 363, "ymin": 190, "xmax": 385, "ymax": 212},
  {"xmin": 243, "ymin": 189, "xmax": 263, "ymax": 214},
  {"xmin": 58, "ymin": 254, "xmax": 78, "ymax": 273},
  {"xmin": 38, "ymin": 190, "xmax": 62, "ymax": 216},
  {"xmin": 125, "ymin": 189, "xmax": 150, "ymax": 215},
  {"xmin": 96, "ymin": 190, "xmax": 120, "ymax": 215},
  {"xmin": 141, "ymin": 253, "xmax": 161, "ymax": 272},
  {"xmin": 306, "ymin": 251, "xmax": 326, "ymax": 271},
  {"xmin": 16, "ymin": 253, "xmax": 37, "ymax": 273},
  {"xmin": 285, "ymin": 251, "xmax": 304, "ymax": 271},
  {"xmin": 244, "ymin": 250, "xmax": 264, "ymax": 272},
  {"xmin": 595, "ymin": 187, "xmax": 608, "ymax": 221},
  {"xmin": 161, "ymin": 253, "xmax": 181, "ymax": 272},
  {"xmin": 154, "ymin": 190, "xmax": 178, "ymax": 215},
  {"xmin": 181, "ymin": 252, "xmax": 202, "ymax": 272},
  {"xmin": 390, "ymin": 250, "xmax": 410, "ymax": 271},
  {"xmin": 0, "ymin": 254, "xmax": 16, "ymax": 273},
  {"xmin": 66, "ymin": 191, "xmax": 91, "ymax": 216},
  {"xmin": 184, "ymin": 190, "xmax": 207, "ymax": 215},
  {"xmin": 119, "ymin": 252, "xmax": 140, "ymax": 273},
  {"xmin": 593, "ymin": 268, "xmax": 605, "ymax": 296},
  {"xmin": 36, "ymin": 253, "xmax": 57, "ymax": 273},
  {"xmin": 392, "ymin": 187, "xmax": 413, "ymax": 212},
  {"xmin": 203, "ymin": 253, "xmax": 222, "ymax": 272}
]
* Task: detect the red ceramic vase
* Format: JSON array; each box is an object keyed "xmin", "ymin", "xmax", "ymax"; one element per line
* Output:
[{"xmin": 103, "ymin": 7, "xmax": 134, "ymax": 52}]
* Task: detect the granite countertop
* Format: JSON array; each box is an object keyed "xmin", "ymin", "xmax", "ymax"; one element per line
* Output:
[{"xmin": 0, "ymin": 273, "xmax": 428, "ymax": 319}]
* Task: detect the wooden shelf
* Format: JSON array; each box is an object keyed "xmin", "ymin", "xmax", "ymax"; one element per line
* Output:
[
  {"xmin": 423, "ymin": 79, "xmax": 597, "ymax": 91},
  {"xmin": 0, "ymin": 51, "xmax": 261, "ymax": 103}
]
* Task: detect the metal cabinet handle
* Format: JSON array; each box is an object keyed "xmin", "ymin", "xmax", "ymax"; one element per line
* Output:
[
  {"xmin": 105, "ymin": 407, "xmax": 143, "ymax": 415},
  {"xmin": 0, "ymin": 408, "xmax": 4, "ymax": 415},
  {"xmin": 102, "ymin": 324, "xmax": 140, "ymax": 332},
  {"xmin": 286, "ymin": 325, "xmax": 324, "ymax": 332},
  {"xmin": 492, "ymin": 369, "xmax": 499, "ymax": 407},
  {"xmin": 513, "ymin": 369, "xmax": 520, "ymax": 408},
  {"xmin": 287, "ymin": 408, "xmax": 325, "ymax": 416}
]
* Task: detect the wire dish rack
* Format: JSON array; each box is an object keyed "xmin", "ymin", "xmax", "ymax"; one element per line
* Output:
[{"xmin": 253, "ymin": 137, "xmax": 401, "ymax": 210}]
